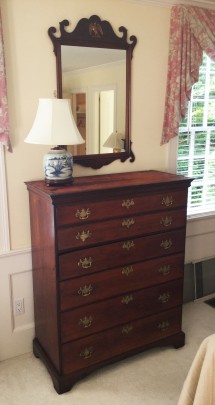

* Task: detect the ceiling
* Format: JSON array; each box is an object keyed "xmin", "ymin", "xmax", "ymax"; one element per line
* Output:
[
  {"xmin": 126, "ymin": 0, "xmax": 215, "ymax": 9},
  {"xmin": 61, "ymin": 46, "xmax": 126, "ymax": 73}
]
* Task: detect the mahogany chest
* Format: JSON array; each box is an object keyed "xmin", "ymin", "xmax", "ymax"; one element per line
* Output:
[{"xmin": 26, "ymin": 170, "xmax": 192, "ymax": 393}]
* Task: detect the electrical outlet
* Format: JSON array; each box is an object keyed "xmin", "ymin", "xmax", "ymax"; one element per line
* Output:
[{"xmin": 14, "ymin": 298, "xmax": 25, "ymax": 316}]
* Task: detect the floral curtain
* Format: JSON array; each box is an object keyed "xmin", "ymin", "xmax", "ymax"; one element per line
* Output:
[
  {"xmin": 0, "ymin": 9, "xmax": 11, "ymax": 152},
  {"xmin": 161, "ymin": 5, "xmax": 215, "ymax": 145}
]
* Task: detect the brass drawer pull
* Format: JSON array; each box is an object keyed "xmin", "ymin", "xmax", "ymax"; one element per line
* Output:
[
  {"xmin": 122, "ymin": 324, "xmax": 133, "ymax": 335},
  {"xmin": 158, "ymin": 321, "xmax": 170, "ymax": 331},
  {"xmin": 75, "ymin": 208, "xmax": 91, "ymax": 220},
  {"xmin": 160, "ymin": 216, "xmax": 172, "ymax": 227},
  {"xmin": 122, "ymin": 266, "xmax": 134, "ymax": 276},
  {"xmin": 123, "ymin": 240, "xmax": 135, "ymax": 251},
  {"xmin": 161, "ymin": 195, "xmax": 173, "ymax": 207},
  {"xmin": 158, "ymin": 292, "xmax": 170, "ymax": 303},
  {"xmin": 78, "ymin": 284, "xmax": 93, "ymax": 297},
  {"xmin": 122, "ymin": 199, "xmax": 134, "ymax": 209},
  {"xmin": 122, "ymin": 218, "xmax": 135, "ymax": 229},
  {"xmin": 121, "ymin": 295, "xmax": 133, "ymax": 305},
  {"xmin": 79, "ymin": 316, "xmax": 93, "ymax": 328},
  {"xmin": 159, "ymin": 265, "xmax": 171, "ymax": 276},
  {"xmin": 160, "ymin": 239, "xmax": 172, "ymax": 250},
  {"xmin": 80, "ymin": 346, "xmax": 94, "ymax": 359},
  {"xmin": 76, "ymin": 230, "xmax": 92, "ymax": 242},
  {"xmin": 78, "ymin": 257, "xmax": 93, "ymax": 269}
]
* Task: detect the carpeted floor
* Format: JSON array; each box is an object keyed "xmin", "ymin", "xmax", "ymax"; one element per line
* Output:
[{"xmin": 0, "ymin": 300, "xmax": 215, "ymax": 405}]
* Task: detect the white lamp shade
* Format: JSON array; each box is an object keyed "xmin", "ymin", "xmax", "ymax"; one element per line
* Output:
[
  {"xmin": 103, "ymin": 131, "xmax": 125, "ymax": 150},
  {"xmin": 24, "ymin": 98, "xmax": 85, "ymax": 145}
]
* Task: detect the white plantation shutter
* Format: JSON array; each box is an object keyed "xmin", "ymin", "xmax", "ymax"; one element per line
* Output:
[{"xmin": 177, "ymin": 54, "xmax": 215, "ymax": 215}]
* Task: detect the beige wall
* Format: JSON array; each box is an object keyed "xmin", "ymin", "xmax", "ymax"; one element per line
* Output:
[{"xmin": 1, "ymin": 0, "xmax": 170, "ymax": 250}]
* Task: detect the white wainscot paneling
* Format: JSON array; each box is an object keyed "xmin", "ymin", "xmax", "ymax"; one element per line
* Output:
[
  {"xmin": 185, "ymin": 214, "xmax": 215, "ymax": 264},
  {"xmin": 0, "ymin": 249, "xmax": 34, "ymax": 361}
]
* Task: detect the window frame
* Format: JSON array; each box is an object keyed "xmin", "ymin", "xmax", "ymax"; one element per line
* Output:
[{"xmin": 169, "ymin": 53, "xmax": 215, "ymax": 219}]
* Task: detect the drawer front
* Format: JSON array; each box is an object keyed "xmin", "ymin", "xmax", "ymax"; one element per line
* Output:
[
  {"xmin": 61, "ymin": 279, "xmax": 183, "ymax": 341},
  {"xmin": 59, "ymin": 253, "xmax": 184, "ymax": 310},
  {"xmin": 56, "ymin": 188, "xmax": 188, "ymax": 226},
  {"xmin": 57, "ymin": 208, "xmax": 187, "ymax": 251},
  {"xmin": 59, "ymin": 229, "xmax": 186, "ymax": 280},
  {"xmin": 62, "ymin": 306, "xmax": 182, "ymax": 374}
]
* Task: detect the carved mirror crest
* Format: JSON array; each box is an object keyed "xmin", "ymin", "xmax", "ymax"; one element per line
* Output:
[{"xmin": 48, "ymin": 15, "xmax": 137, "ymax": 169}]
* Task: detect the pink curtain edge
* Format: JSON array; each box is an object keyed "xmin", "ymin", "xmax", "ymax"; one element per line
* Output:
[
  {"xmin": 0, "ymin": 8, "xmax": 12, "ymax": 153},
  {"xmin": 161, "ymin": 5, "xmax": 215, "ymax": 146}
]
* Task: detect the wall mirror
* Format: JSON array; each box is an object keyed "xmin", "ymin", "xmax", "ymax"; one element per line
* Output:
[{"xmin": 48, "ymin": 15, "xmax": 137, "ymax": 168}]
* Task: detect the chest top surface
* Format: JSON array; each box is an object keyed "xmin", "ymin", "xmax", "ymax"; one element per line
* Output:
[{"xmin": 26, "ymin": 170, "xmax": 192, "ymax": 203}]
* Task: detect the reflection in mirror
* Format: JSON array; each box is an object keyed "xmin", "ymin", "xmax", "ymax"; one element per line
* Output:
[
  {"xmin": 61, "ymin": 46, "xmax": 126, "ymax": 156},
  {"xmin": 98, "ymin": 89, "xmax": 115, "ymax": 154},
  {"xmin": 48, "ymin": 16, "xmax": 137, "ymax": 168},
  {"xmin": 68, "ymin": 91, "xmax": 86, "ymax": 156}
]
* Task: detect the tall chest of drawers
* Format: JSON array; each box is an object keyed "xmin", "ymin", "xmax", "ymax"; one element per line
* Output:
[{"xmin": 26, "ymin": 170, "xmax": 192, "ymax": 394}]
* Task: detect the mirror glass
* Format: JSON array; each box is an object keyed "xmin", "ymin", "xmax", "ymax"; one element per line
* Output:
[
  {"xmin": 61, "ymin": 46, "xmax": 126, "ymax": 156},
  {"xmin": 48, "ymin": 16, "xmax": 137, "ymax": 168}
]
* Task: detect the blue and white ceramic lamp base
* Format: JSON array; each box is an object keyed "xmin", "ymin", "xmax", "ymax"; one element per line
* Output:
[{"xmin": 43, "ymin": 148, "xmax": 73, "ymax": 186}]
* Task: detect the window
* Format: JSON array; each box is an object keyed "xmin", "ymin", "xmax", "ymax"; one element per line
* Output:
[{"xmin": 177, "ymin": 53, "xmax": 215, "ymax": 216}]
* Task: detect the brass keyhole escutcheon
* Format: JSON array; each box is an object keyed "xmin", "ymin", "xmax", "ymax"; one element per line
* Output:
[
  {"xmin": 122, "ymin": 266, "xmax": 134, "ymax": 276},
  {"xmin": 158, "ymin": 292, "xmax": 170, "ymax": 303},
  {"xmin": 78, "ymin": 284, "xmax": 93, "ymax": 297},
  {"xmin": 122, "ymin": 324, "xmax": 133, "ymax": 335},
  {"xmin": 122, "ymin": 218, "xmax": 135, "ymax": 229},
  {"xmin": 75, "ymin": 208, "xmax": 91, "ymax": 220},
  {"xmin": 79, "ymin": 316, "xmax": 93, "ymax": 328},
  {"xmin": 80, "ymin": 346, "xmax": 94, "ymax": 359},
  {"xmin": 122, "ymin": 199, "xmax": 134, "ymax": 209},
  {"xmin": 78, "ymin": 257, "xmax": 93, "ymax": 269},
  {"xmin": 76, "ymin": 230, "xmax": 92, "ymax": 242},
  {"xmin": 159, "ymin": 265, "xmax": 171, "ymax": 276},
  {"xmin": 122, "ymin": 240, "xmax": 135, "ymax": 251},
  {"xmin": 160, "ymin": 216, "xmax": 172, "ymax": 227},
  {"xmin": 160, "ymin": 239, "xmax": 172, "ymax": 250},
  {"xmin": 158, "ymin": 321, "xmax": 170, "ymax": 331},
  {"xmin": 161, "ymin": 196, "xmax": 173, "ymax": 207},
  {"xmin": 121, "ymin": 295, "xmax": 133, "ymax": 305}
]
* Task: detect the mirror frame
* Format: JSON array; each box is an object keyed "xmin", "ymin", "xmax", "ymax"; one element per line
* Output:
[{"xmin": 48, "ymin": 15, "xmax": 137, "ymax": 169}]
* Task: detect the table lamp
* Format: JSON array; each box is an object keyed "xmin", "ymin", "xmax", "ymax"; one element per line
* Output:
[
  {"xmin": 24, "ymin": 98, "xmax": 85, "ymax": 186},
  {"xmin": 103, "ymin": 131, "xmax": 125, "ymax": 153}
]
